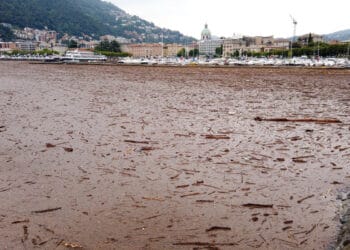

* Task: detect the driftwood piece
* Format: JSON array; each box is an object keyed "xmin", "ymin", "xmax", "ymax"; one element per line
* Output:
[{"xmin": 254, "ymin": 116, "xmax": 342, "ymax": 124}]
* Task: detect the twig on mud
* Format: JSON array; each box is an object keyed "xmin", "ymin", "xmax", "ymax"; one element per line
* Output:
[
  {"xmin": 124, "ymin": 140, "xmax": 150, "ymax": 144},
  {"xmin": 180, "ymin": 192, "xmax": 202, "ymax": 198},
  {"xmin": 297, "ymin": 195, "xmax": 315, "ymax": 204},
  {"xmin": 142, "ymin": 197, "xmax": 165, "ymax": 201},
  {"xmin": 202, "ymin": 134, "xmax": 231, "ymax": 140},
  {"xmin": 32, "ymin": 207, "xmax": 62, "ymax": 214},
  {"xmin": 242, "ymin": 203, "xmax": 273, "ymax": 209},
  {"xmin": 196, "ymin": 200, "xmax": 214, "ymax": 203},
  {"xmin": 306, "ymin": 224, "xmax": 317, "ymax": 235},
  {"xmin": 12, "ymin": 219, "xmax": 29, "ymax": 224},
  {"xmin": 272, "ymin": 238, "xmax": 299, "ymax": 247},
  {"xmin": 173, "ymin": 242, "xmax": 238, "ymax": 246},
  {"xmin": 170, "ymin": 172, "xmax": 181, "ymax": 180},
  {"xmin": 206, "ymin": 226, "xmax": 231, "ymax": 232}
]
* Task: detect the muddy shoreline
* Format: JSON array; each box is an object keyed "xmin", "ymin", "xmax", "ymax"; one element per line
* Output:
[{"xmin": 1, "ymin": 62, "xmax": 350, "ymax": 249}]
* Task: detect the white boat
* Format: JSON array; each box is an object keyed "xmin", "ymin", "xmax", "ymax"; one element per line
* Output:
[{"xmin": 61, "ymin": 50, "xmax": 107, "ymax": 62}]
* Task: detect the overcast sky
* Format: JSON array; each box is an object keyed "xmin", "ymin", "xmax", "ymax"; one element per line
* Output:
[{"xmin": 107, "ymin": 0, "xmax": 349, "ymax": 39}]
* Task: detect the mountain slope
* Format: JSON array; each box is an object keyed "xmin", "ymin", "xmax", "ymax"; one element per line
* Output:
[
  {"xmin": 324, "ymin": 29, "xmax": 350, "ymax": 42},
  {"xmin": 0, "ymin": 0, "xmax": 195, "ymax": 43}
]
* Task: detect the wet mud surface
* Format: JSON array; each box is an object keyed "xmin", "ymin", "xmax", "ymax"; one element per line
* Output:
[{"xmin": 1, "ymin": 62, "xmax": 350, "ymax": 249}]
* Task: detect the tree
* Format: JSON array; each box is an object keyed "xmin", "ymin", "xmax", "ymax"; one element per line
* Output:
[
  {"xmin": 68, "ymin": 40, "xmax": 78, "ymax": 48},
  {"xmin": 0, "ymin": 24, "xmax": 15, "ymax": 42},
  {"xmin": 95, "ymin": 40, "xmax": 121, "ymax": 53},
  {"xmin": 177, "ymin": 48, "xmax": 186, "ymax": 57},
  {"xmin": 232, "ymin": 50, "xmax": 240, "ymax": 58},
  {"xmin": 215, "ymin": 45, "xmax": 223, "ymax": 57},
  {"xmin": 189, "ymin": 48, "xmax": 199, "ymax": 57},
  {"xmin": 110, "ymin": 40, "xmax": 121, "ymax": 52}
]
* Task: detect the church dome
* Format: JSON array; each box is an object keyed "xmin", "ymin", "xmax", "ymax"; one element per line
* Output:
[{"xmin": 201, "ymin": 23, "xmax": 211, "ymax": 40}]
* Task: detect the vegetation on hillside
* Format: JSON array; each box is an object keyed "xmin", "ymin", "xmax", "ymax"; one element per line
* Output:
[
  {"xmin": 0, "ymin": 24, "xmax": 15, "ymax": 41},
  {"xmin": 0, "ymin": 0, "xmax": 195, "ymax": 43}
]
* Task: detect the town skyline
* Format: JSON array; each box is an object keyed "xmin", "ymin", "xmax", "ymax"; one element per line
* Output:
[{"xmin": 109, "ymin": 0, "xmax": 350, "ymax": 39}]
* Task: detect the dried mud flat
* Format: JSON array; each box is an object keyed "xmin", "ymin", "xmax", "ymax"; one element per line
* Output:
[{"xmin": 1, "ymin": 61, "xmax": 350, "ymax": 250}]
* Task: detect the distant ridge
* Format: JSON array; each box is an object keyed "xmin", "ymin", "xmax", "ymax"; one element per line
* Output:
[
  {"xmin": 0, "ymin": 0, "xmax": 195, "ymax": 43},
  {"xmin": 324, "ymin": 29, "xmax": 350, "ymax": 42}
]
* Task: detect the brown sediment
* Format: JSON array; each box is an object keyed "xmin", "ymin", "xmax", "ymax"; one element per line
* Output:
[{"xmin": 1, "ymin": 62, "xmax": 349, "ymax": 249}]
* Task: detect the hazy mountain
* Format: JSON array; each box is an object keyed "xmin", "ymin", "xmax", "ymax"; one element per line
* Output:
[
  {"xmin": 324, "ymin": 29, "xmax": 350, "ymax": 42},
  {"xmin": 0, "ymin": 0, "xmax": 195, "ymax": 43}
]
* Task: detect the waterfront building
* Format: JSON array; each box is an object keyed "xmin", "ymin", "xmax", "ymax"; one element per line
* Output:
[
  {"xmin": 163, "ymin": 43, "xmax": 184, "ymax": 57},
  {"xmin": 223, "ymin": 36, "xmax": 291, "ymax": 57},
  {"xmin": 123, "ymin": 43, "xmax": 163, "ymax": 57},
  {"xmin": 16, "ymin": 41, "xmax": 37, "ymax": 52},
  {"xmin": 122, "ymin": 43, "xmax": 188, "ymax": 58},
  {"xmin": 0, "ymin": 42, "xmax": 17, "ymax": 53},
  {"xmin": 298, "ymin": 33, "xmax": 324, "ymax": 46}
]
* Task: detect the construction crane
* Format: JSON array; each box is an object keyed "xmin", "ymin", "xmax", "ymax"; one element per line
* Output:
[{"xmin": 290, "ymin": 15, "xmax": 298, "ymax": 58}]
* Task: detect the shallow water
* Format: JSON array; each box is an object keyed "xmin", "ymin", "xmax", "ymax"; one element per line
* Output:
[{"xmin": 1, "ymin": 62, "xmax": 350, "ymax": 249}]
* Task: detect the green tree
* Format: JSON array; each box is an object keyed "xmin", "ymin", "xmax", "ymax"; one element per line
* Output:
[
  {"xmin": 177, "ymin": 48, "xmax": 186, "ymax": 57},
  {"xmin": 95, "ymin": 40, "xmax": 121, "ymax": 53},
  {"xmin": 215, "ymin": 45, "xmax": 223, "ymax": 57},
  {"xmin": 231, "ymin": 50, "xmax": 240, "ymax": 58},
  {"xmin": 307, "ymin": 33, "xmax": 314, "ymax": 46},
  {"xmin": 110, "ymin": 40, "xmax": 121, "ymax": 52},
  {"xmin": 189, "ymin": 48, "xmax": 199, "ymax": 57}
]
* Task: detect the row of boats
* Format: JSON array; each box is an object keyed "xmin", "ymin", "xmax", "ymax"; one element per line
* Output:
[
  {"xmin": 1, "ymin": 50, "xmax": 350, "ymax": 68},
  {"xmin": 117, "ymin": 57, "xmax": 350, "ymax": 68}
]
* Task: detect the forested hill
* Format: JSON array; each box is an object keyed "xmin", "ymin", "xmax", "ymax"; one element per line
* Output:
[{"xmin": 0, "ymin": 0, "xmax": 195, "ymax": 43}]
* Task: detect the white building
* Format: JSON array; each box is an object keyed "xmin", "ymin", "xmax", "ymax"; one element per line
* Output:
[{"xmin": 198, "ymin": 24, "xmax": 223, "ymax": 57}]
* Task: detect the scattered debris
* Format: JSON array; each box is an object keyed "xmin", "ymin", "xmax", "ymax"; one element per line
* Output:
[
  {"xmin": 63, "ymin": 147, "xmax": 74, "ymax": 152},
  {"xmin": 331, "ymin": 181, "xmax": 343, "ymax": 185},
  {"xmin": 45, "ymin": 143, "xmax": 56, "ymax": 148},
  {"xmin": 63, "ymin": 241, "xmax": 83, "ymax": 249},
  {"xmin": 282, "ymin": 226, "xmax": 292, "ymax": 231},
  {"xmin": 77, "ymin": 166, "xmax": 87, "ymax": 174},
  {"xmin": 22, "ymin": 225, "xmax": 28, "ymax": 241}
]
